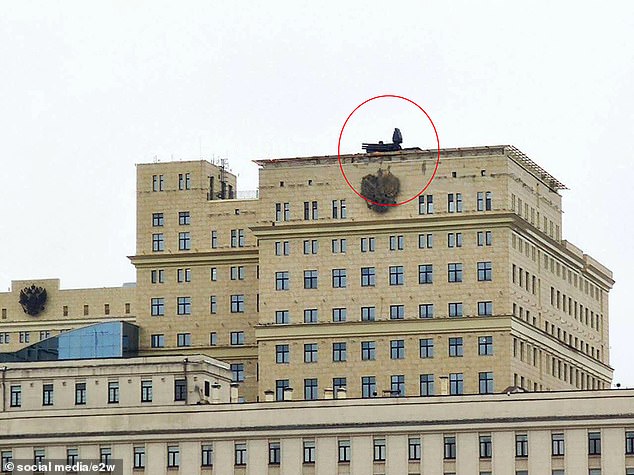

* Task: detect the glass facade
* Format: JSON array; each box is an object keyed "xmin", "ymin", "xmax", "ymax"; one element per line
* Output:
[{"xmin": 0, "ymin": 322, "xmax": 139, "ymax": 362}]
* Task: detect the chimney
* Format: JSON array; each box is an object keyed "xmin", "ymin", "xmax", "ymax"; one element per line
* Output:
[
  {"xmin": 324, "ymin": 388, "xmax": 334, "ymax": 400},
  {"xmin": 283, "ymin": 387, "xmax": 294, "ymax": 401},
  {"xmin": 264, "ymin": 390, "xmax": 275, "ymax": 402},
  {"xmin": 211, "ymin": 383, "xmax": 221, "ymax": 404},
  {"xmin": 439, "ymin": 376, "xmax": 449, "ymax": 396},
  {"xmin": 230, "ymin": 382, "xmax": 240, "ymax": 403},
  {"xmin": 336, "ymin": 387, "xmax": 347, "ymax": 399}
]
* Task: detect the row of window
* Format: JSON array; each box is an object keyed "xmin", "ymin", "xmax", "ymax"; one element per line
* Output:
[
  {"xmin": 151, "ymin": 172, "xmax": 198, "ymax": 192},
  {"xmin": 543, "ymin": 317, "xmax": 602, "ymax": 360},
  {"xmin": 3, "ymin": 434, "xmax": 634, "ymax": 473},
  {"xmin": 151, "ymin": 211, "xmax": 191, "ymax": 227},
  {"xmin": 150, "ymin": 331, "xmax": 245, "ymax": 348},
  {"xmin": 152, "ymin": 229, "xmax": 247, "ymax": 252},
  {"xmin": 1, "ymin": 303, "xmax": 129, "ymax": 322},
  {"xmin": 511, "ymin": 193, "xmax": 560, "ymax": 240},
  {"xmin": 151, "ymin": 266, "xmax": 248, "ymax": 284},
  {"xmin": 275, "ymin": 200, "xmax": 347, "ymax": 221},
  {"xmin": 275, "ymin": 336, "xmax": 494, "ymax": 364},
  {"xmin": 550, "ymin": 286, "xmax": 602, "ymax": 331}
]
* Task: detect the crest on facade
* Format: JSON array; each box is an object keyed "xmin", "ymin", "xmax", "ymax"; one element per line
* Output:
[
  {"xmin": 360, "ymin": 168, "xmax": 400, "ymax": 213},
  {"xmin": 19, "ymin": 285, "xmax": 47, "ymax": 316}
]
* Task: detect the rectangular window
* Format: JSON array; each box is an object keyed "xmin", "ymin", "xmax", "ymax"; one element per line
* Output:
[
  {"xmin": 268, "ymin": 442, "xmax": 280, "ymax": 465},
  {"xmin": 449, "ymin": 302, "xmax": 463, "ymax": 317},
  {"xmin": 178, "ymin": 232, "xmax": 191, "ymax": 250},
  {"xmin": 331, "ymin": 238, "xmax": 347, "ymax": 253},
  {"xmin": 361, "ymin": 237, "xmax": 375, "ymax": 252},
  {"xmin": 209, "ymin": 332, "xmax": 217, "ymax": 346},
  {"xmin": 448, "ymin": 263, "xmax": 463, "ymax": 282},
  {"xmin": 67, "ymin": 449, "xmax": 78, "ymax": 466},
  {"xmin": 133, "ymin": 447, "xmax": 145, "ymax": 469},
  {"xmin": 276, "ymin": 344, "xmax": 290, "ymax": 364},
  {"xmin": 479, "ymin": 372, "xmax": 494, "ymax": 394},
  {"xmin": 230, "ymin": 331, "xmax": 245, "ymax": 346},
  {"xmin": 373, "ymin": 438, "xmax": 386, "ymax": 461},
  {"xmin": 234, "ymin": 443, "xmax": 247, "ymax": 466},
  {"xmin": 152, "ymin": 233, "xmax": 164, "ymax": 252},
  {"xmin": 332, "ymin": 268, "xmax": 347, "ymax": 288},
  {"xmin": 389, "ymin": 234, "xmax": 405, "ymax": 251},
  {"xmin": 304, "ymin": 270, "xmax": 318, "ymax": 289},
  {"xmin": 408, "ymin": 437, "xmax": 421, "ymax": 460},
  {"xmin": 178, "ymin": 172, "xmax": 191, "ymax": 190},
  {"xmin": 42, "ymin": 383, "xmax": 54, "ymax": 406},
  {"xmin": 303, "ymin": 308, "xmax": 318, "ymax": 323},
  {"xmin": 275, "ymin": 379, "xmax": 289, "ymax": 401},
  {"xmin": 230, "ymin": 294, "xmax": 245, "ymax": 313},
  {"xmin": 588, "ymin": 431, "xmax": 601, "ymax": 455},
  {"xmin": 140, "ymin": 380, "xmax": 152, "ymax": 402},
  {"xmin": 448, "ymin": 232, "xmax": 462, "ymax": 248},
  {"xmin": 361, "ymin": 267, "xmax": 376, "ymax": 286},
  {"xmin": 419, "ymin": 303, "xmax": 434, "ymax": 318},
  {"xmin": 516, "ymin": 434, "xmax": 528, "ymax": 457},
  {"xmin": 303, "ymin": 239, "xmax": 318, "ymax": 254},
  {"xmin": 151, "ymin": 269, "xmax": 164, "ymax": 284},
  {"xmin": 478, "ymin": 261, "xmax": 493, "ymax": 281},
  {"xmin": 210, "ymin": 296, "xmax": 217, "ymax": 314},
  {"xmin": 444, "ymin": 436, "xmax": 456, "ymax": 459},
  {"xmin": 211, "ymin": 230, "xmax": 218, "ymax": 248},
  {"xmin": 174, "ymin": 379, "xmax": 187, "ymax": 401},
  {"xmin": 389, "ymin": 266, "xmax": 404, "ymax": 285},
  {"xmin": 152, "ymin": 174, "xmax": 164, "ymax": 191},
  {"xmin": 479, "ymin": 336, "xmax": 493, "ymax": 355},
  {"xmin": 332, "ymin": 307, "xmax": 347, "ymax": 322},
  {"xmin": 304, "ymin": 343, "xmax": 318, "ymax": 363},
  {"xmin": 361, "ymin": 306, "xmax": 375, "ymax": 321},
  {"xmin": 552, "ymin": 433, "xmax": 565, "ymax": 456},
  {"xmin": 75, "ymin": 383, "xmax": 86, "ymax": 405},
  {"xmin": 177, "ymin": 268, "xmax": 191, "ymax": 283},
  {"xmin": 361, "ymin": 376, "xmax": 376, "ymax": 398},
  {"xmin": 108, "ymin": 381, "xmax": 119, "ymax": 404},
  {"xmin": 201, "ymin": 444, "xmax": 214, "ymax": 467},
  {"xmin": 152, "ymin": 212, "xmax": 164, "ymax": 227},
  {"xmin": 303, "ymin": 440, "xmax": 316, "ymax": 463},
  {"xmin": 361, "ymin": 341, "xmax": 376, "ymax": 360},
  {"xmin": 100, "ymin": 448, "xmax": 112, "ymax": 465},
  {"xmin": 177, "ymin": 296, "xmax": 191, "ymax": 315},
  {"xmin": 389, "ymin": 304, "xmax": 405, "ymax": 320},
  {"xmin": 390, "ymin": 339, "xmax": 405, "ymax": 359},
  {"xmin": 333, "ymin": 342, "xmax": 347, "ymax": 362},
  {"xmin": 477, "ymin": 230, "xmax": 493, "ymax": 246},
  {"xmin": 333, "ymin": 378, "xmax": 347, "ymax": 395},
  {"xmin": 304, "ymin": 379, "xmax": 318, "ymax": 400},
  {"xmin": 479, "ymin": 435, "xmax": 492, "ymax": 458},
  {"xmin": 391, "ymin": 375, "xmax": 405, "ymax": 396},
  {"xmin": 177, "ymin": 333, "xmax": 192, "ymax": 347},
  {"xmin": 418, "ymin": 194, "xmax": 433, "ymax": 214},
  {"xmin": 275, "ymin": 271, "xmax": 289, "ymax": 290},
  {"xmin": 420, "ymin": 374, "xmax": 435, "ymax": 396},
  {"xmin": 418, "ymin": 233, "xmax": 434, "ymax": 248},
  {"xmin": 478, "ymin": 301, "xmax": 493, "ymax": 316},
  {"xmin": 420, "ymin": 338, "xmax": 434, "ymax": 358},
  {"xmin": 626, "ymin": 430, "xmax": 634, "ymax": 455},
  {"xmin": 419, "ymin": 264, "xmax": 433, "ymax": 284},
  {"xmin": 178, "ymin": 211, "xmax": 190, "ymax": 225},
  {"xmin": 449, "ymin": 373, "xmax": 464, "ymax": 395},
  {"xmin": 230, "ymin": 266, "xmax": 245, "ymax": 280},
  {"xmin": 338, "ymin": 440, "xmax": 351, "ymax": 463},
  {"xmin": 449, "ymin": 337, "xmax": 463, "ymax": 357},
  {"xmin": 448, "ymin": 193, "xmax": 462, "ymax": 213}
]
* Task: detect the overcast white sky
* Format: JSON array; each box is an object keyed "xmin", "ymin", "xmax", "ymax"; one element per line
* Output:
[{"xmin": 1, "ymin": 1, "xmax": 633, "ymax": 386}]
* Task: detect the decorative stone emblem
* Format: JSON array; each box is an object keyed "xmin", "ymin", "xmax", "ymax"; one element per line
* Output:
[
  {"xmin": 360, "ymin": 168, "xmax": 400, "ymax": 213},
  {"xmin": 19, "ymin": 285, "xmax": 47, "ymax": 316}
]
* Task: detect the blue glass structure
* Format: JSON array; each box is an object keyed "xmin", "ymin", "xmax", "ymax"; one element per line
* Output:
[{"xmin": 0, "ymin": 321, "xmax": 139, "ymax": 362}]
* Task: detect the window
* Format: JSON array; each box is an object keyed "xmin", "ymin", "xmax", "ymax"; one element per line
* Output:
[
  {"xmin": 391, "ymin": 375, "xmax": 405, "ymax": 396},
  {"xmin": 231, "ymin": 331, "xmax": 245, "ymax": 346},
  {"xmin": 211, "ymin": 230, "xmax": 218, "ymax": 248},
  {"xmin": 418, "ymin": 194, "xmax": 433, "ymax": 214},
  {"xmin": 477, "ymin": 191, "xmax": 485, "ymax": 211},
  {"xmin": 588, "ymin": 431, "xmax": 601, "ymax": 455},
  {"xmin": 151, "ymin": 269, "xmax": 164, "ymax": 284},
  {"xmin": 100, "ymin": 447, "xmax": 112, "ymax": 464},
  {"xmin": 419, "ymin": 264, "xmax": 433, "ymax": 284},
  {"xmin": 39, "ymin": 330, "xmax": 50, "ymax": 340},
  {"xmin": 152, "ymin": 174, "xmax": 164, "ymax": 191},
  {"xmin": 478, "ymin": 301, "xmax": 493, "ymax": 316},
  {"xmin": 67, "ymin": 448, "xmax": 79, "ymax": 465},
  {"xmin": 141, "ymin": 380, "xmax": 152, "ymax": 402},
  {"xmin": 626, "ymin": 430, "xmax": 634, "ymax": 455},
  {"xmin": 332, "ymin": 307, "xmax": 347, "ymax": 322},
  {"xmin": 177, "ymin": 333, "xmax": 191, "ymax": 347},
  {"xmin": 210, "ymin": 296, "xmax": 217, "ymax": 314},
  {"xmin": 177, "ymin": 268, "xmax": 191, "ymax": 283},
  {"xmin": 230, "ymin": 266, "xmax": 245, "ymax": 280},
  {"xmin": 333, "ymin": 342, "xmax": 347, "ymax": 362},
  {"xmin": 275, "ymin": 202, "xmax": 290, "ymax": 221},
  {"xmin": 479, "ymin": 435, "xmax": 492, "ymax": 458},
  {"xmin": 11, "ymin": 385, "xmax": 22, "ymax": 407},
  {"xmin": 108, "ymin": 381, "xmax": 119, "ymax": 404},
  {"xmin": 361, "ymin": 306, "xmax": 375, "ymax": 321},
  {"xmin": 150, "ymin": 334, "xmax": 164, "ymax": 348},
  {"xmin": 304, "ymin": 379, "xmax": 318, "ymax": 400},
  {"xmin": 303, "ymin": 239, "xmax": 318, "ymax": 254},
  {"xmin": 449, "ymin": 337, "xmax": 463, "ymax": 357},
  {"xmin": 152, "ymin": 212, "xmax": 164, "ymax": 227},
  {"xmin": 41, "ymin": 383, "xmax": 54, "ymax": 406},
  {"xmin": 390, "ymin": 340, "xmax": 405, "ymax": 359},
  {"xmin": 448, "ymin": 232, "xmax": 462, "ymax": 248},
  {"xmin": 361, "ymin": 267, "xmax": 376, "ymax": 286},
  {"xmin": 444, "ymin": 436, "xmax": 456, "ymax": 459},
  {"xmin": 304, "ymin": 343, "xmax": 318, "ymax": 363},
  {"xmin": 362, "ymin": 376, "xmax": 377, "ymax": 398},
  {"xmin": 275, "ymin": 240, "xmax": 290, "ymax": 256},
  {"xmin": 332, "ymin": 238, "xmax": 347, "ymax": 253},
  {"xmin": 552, "ymin": 433, "xmax": 565, "ymax": 456},
  {"xmin": 486, "ymin": 191, "xmax": 492, "ymax": 210},
  {"xmin": 177, "ymin": 297, "xmax": 191, "ymax": 315},
  {"xmin": 332, "ymin": 268, "xmax": 347, "ymax": 288},
  {"xmin": 338, "ymin": 440, "xmax": 351, "ymax": 463},
  {"xmin": 389, "ymin": 266, "xmax": 404, "ymax": 285},
  {"xmin": 361, "ymin": 341, "xmax": 376, "ymax": 360},
  {"xmin": 447, "ymin": 193, "xmax": 462, "ymax": 213},
  {"xmin": 209, "ymin": 332, "xmax": 217, "ymax": 346},
  {"xmin": 477, "ymin": 230, "xmax": 492, "ymax": 246},
  {"xmin": 152, "ymin": 233, "xmax": 164, "ymax": 251},
  {"xmin": 178, "ymin": 211, "xmax": 190, "ymax": 225},
  {"xmin": 516, "ymin": 434, "xmax": 528, "ymax": 457},
  {"xmin": 408, "ymin": 437, "xmax": 421, "ymax": 460},
  {"xmin": 448, "ymin": 263, "xmax": 463, "ymax": 282},
  {"xmin": 178, "ymin": 232, "xmax": 191, "ymax": 250},
  {"xmin": 201, "ymin": 444, "xmax": 213, "ymax": 467},
  {"xmin": 174, "ymin": 379, "xmax": 187, "ymax": 401},
  {"xmin": 479, "ymin": 336, "xmax": 493, "ymax": 355},
  {"xmin": 361, "ymin": 237, "xmax": 375, "ymax": 252},
  {"xmin": 75, "ymin": 382, "xmax": 87, "ymax": 405},
  {"xmin": 390, "ymin": 305, "xmax": 405, "ymax": 320},
  {"xmin": 230, "ymin": 294, "xmax": 245, "ymax": 313},
  {"xmin": 419, "ymin": 233, "xmax": 434, "ymax": 248},
  {"xmin": 275, "ymin": 310, "xmax": 291, "ymax": 325},
  {"xmin": 589, "ymin": 470, "xmax": 601, "ymax": 475},
  {"xmin": 303, "ymin": 440, "xmax": 316, "ymax": 463},
  {"xmin": 133, "ymin": 447, "xmax": 145, "ymax": 469},
  {"xmin": 333, "ymin": 378, "xmax": 347, "ymax": 394},
  {"xmin": 449, "ymin": 302, "xmax": 463, "ymax": 317},
  {"xmin": 275, "ymin": 379, "xmax": 289, "ymax": 401},
  {"xmin": 210, "ymin": 267, "xmax": 217, "ymax": 281},
  {"xmin": 303, "ymin": 308, "xmax": 318, "ymax": 323},
  {"xmin": 178, "ymin": 172, "xmax": 191, "ymax": 190},
  {"xmin": 479, "ymin": 372, "xmax": 494, "ymax": 394},
  {"xmin": 419, "ymin": 303, "xmax": 434, "ymax": 319},
  {"xmin": 268, "ymin": 442, "xmax": 280, "ymax": 465},
  {"xmin": 389, "ymin": 234, "xmax": 404, "ymax": 250},
  {"xmin": 332, "ymin": 199, "xmax": 346, "ymax": 218},
  {"xmin": 420, "ymin": 374, "xmax": 435, "ymax": 396},
  {"xmin": 478, "ymin": 261, "xmax": 493, "ymax": 281},
  {"xmin": 165, "ymin": 445, "xmax": 181, "ymax": 468},
  {"xmin": 275, "ymin": 271, "xmax": 289, "ymax": 291},
  {"xmin": 373, "ymin": 438, "xmax": 386, "ymax": 461},
  {"xmin": 230, "ymin": 229, "xmax": 245, "ymax": 248},
  {"xmin": 235, "ymin": 443, "xmax": 247, "ymax": 466},
  {"xmin": 304, "ymin": 270, "xmax": 318, "ymax": 289},
  {"xmin": 303, "ymin": 200, "xmax": 318, "ymax": 220},
  {"xmin": 449, "ymin": 373, "xmax": 464, "ymax": 395},
  {"xmin": 420, "ymin": 338, "xmax": 434, "ymax": 358},
  {"xmin": 276, "ymin": 344, "xmax": 290, "ymax": 364}
]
